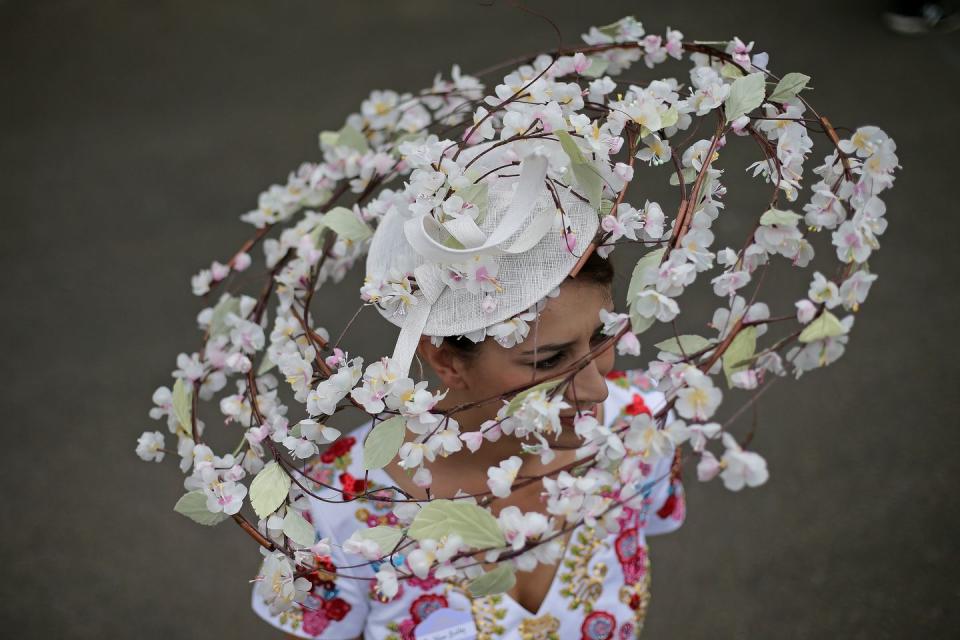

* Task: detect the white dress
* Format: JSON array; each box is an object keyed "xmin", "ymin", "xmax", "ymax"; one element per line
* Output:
[{"xmin": 251, "ymin": 371, "xmax": 685, "ymax": 640}]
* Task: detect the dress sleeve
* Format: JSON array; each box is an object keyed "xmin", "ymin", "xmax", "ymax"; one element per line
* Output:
[
  {"xmin": 643, "ymin": 406, "xmax": 686, "ymax": 537},
  {"xmin": 250, "ymin": 502, "xmax": 372, "ymax": 639},
  {"xmin": 606, "ymin": 375, "xmax": 687, "ymax": 537}
]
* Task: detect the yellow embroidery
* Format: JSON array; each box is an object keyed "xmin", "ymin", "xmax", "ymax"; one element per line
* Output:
[
  {"xmin": 558, "ymin": 525, "xmax": 609, "ymax": 612},
  {"xmin": 444, "ymin": 579, "xmax": 507, "ymax": 639},
  {"xmin": 277, "ymin": 607, "xmax": 303, "ymax": 631},
  {"xmin": 471, "ymin": 593, "xmax": 509, "ymax": 639},
  {"xmin": 518, "ymin": 612, "xmax": 561, "ymax": 639}
]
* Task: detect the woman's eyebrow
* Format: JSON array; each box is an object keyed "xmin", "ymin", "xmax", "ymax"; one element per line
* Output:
[
  {"xmin": 519, "ymin": 322, "xmax": 607, "ymax": 355},
  {"xmin": 519, "ymin": 339, "xmax": 575, "ymax": 356}
]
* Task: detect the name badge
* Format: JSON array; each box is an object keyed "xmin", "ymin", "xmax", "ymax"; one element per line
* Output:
[{"xmin": 413, "ymin": 607, "xmax": 478, "ymax": 640}]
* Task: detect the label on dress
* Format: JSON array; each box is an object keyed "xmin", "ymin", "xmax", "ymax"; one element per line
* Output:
[{"xmin": 413, "ymin": 607, "xmax": 478, "ymax": 640}]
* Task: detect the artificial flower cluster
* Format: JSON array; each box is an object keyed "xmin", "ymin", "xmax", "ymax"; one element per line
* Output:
[{"xmin": 138, "ymin": 15, "xmax": 899, "ymax": 613}]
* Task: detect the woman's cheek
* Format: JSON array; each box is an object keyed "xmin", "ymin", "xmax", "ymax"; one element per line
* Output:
[{"xmin": 595, "ymin": 347, "xmax": 616, "ymax": 377}]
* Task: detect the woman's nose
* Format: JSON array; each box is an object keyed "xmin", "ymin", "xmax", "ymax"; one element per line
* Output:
[{"xmin": 565, "ymin": 357, "xmax": 609, "ymax": 409}]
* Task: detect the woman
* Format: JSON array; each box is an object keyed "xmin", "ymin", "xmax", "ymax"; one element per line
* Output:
[
  {"xmin": 250, "ymin": 252, "xmax": 685, "ymax": 639},
  {"xmin": 241, "ymin": 109, "xmax": 688, "ymax": 638}
]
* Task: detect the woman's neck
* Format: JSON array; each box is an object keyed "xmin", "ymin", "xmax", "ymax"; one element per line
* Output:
[{"xmin": 381, "ymin": 395, "xmax": 605, "ymax": 503}]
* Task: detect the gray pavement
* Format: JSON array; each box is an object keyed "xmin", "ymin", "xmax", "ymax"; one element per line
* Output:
[{"xmin": 1, "ymin": 1, "xmax": 958, "ymax": 638}]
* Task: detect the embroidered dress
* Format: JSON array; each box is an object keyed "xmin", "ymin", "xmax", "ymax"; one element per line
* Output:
[{"xmin": 251, "ymin": 372, "xmax": 685, "ymax": 639}]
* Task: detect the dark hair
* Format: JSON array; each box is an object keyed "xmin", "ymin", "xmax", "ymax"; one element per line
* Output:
[{"xmin": 442, "ymin": 251, "xmax": 614, "ymax": 355}]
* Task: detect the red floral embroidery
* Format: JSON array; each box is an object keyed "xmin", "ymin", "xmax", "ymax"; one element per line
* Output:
[
  {"xmin": 301, "ymin": 606, "xmax": 331, "ymax": 635},
  {"xmin": 323, "ymin": 596, "xmax": 352, "ymax": 621},
  {"xmin": 397, "ymin": 618, "xmax": 417, "ymax": 640},
  {"xmin": 656, "ymin": 492, "xmax": 679, "ymax": 519},
  {"xmin": 581, "ymin": 611, "xmax": 617, "ymax": 640},
  {"xmin": 407, "ymin": 574, "xmax": 442, "ymax": 590},
  {"xmin": 670, "ymin": 488, "xmax": 686, "ymax": 522},
  {"xmin": 320, "ymin": 436, "xmax": 356, "ymax": 463},
  {"xmin": 339, "ymin": 471, "xmax": 368, "ymax": 500},
  {"xmin": 618, "ymin": 621, "xmax": 635, "ymax": 639},
  {"xmin": 614, "ymin": 527, "xmax": 648, "ymax": 586},
  {"xmin": 409, "ymin": 593, "xmax": 448, "ymax": 624},
  {"xmin": 606, "ymin": 369, "xmax": 627, "ymax": 381},
  {"xmin": 306, "ymin": 555, "xmax": 337, "ymax": 590},
  {"xmin": 624, "ymin": 393, "xmax": 651, "ymax": 416}
]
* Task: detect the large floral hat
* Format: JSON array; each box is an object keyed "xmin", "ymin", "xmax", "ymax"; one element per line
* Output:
[{"xmin": 137, "ymin": 13, "xmax": 900, "ymax": 614}]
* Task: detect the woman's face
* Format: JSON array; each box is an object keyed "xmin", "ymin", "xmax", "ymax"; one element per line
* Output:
[{"xmin": 422, "ymin": 279, "xmax": 616, "ymax": 441}]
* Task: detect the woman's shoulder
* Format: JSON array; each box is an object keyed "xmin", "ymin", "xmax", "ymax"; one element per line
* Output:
[{"xmin": 299, "ymin": 421, "xmax": 399, "ymax": 538}]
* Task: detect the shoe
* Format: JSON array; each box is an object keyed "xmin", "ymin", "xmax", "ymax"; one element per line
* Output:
[{"xmin": 882, "ymin": 2, "xmax": 960, "ymax": 34}]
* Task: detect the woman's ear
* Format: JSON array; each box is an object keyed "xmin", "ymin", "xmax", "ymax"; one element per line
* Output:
[{"xmin": 416, "ymin": 336, "xmax": 469, "ymax": 390}]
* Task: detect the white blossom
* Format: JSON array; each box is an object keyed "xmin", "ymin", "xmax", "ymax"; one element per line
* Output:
[
  {"xmin": 136, "ymin": 431, "xmax": 165, "ymax": 462},
  {"xmin": 487, "ymin": 456, "xmax": 523, "ymax": 498},
  {"xmin": 719, "ymin": 433, "xmax": 769, "ymax": 490},
  {"xmin": 256, "ymin": 552, "xmax": 313, "ymax": 615}
]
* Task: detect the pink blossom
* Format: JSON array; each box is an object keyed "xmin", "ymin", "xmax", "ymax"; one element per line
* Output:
[
  {"xmin": 697, "ymin": 450, "xmax": 721, "ymax": 481},
  {"xmin": 211, "ymin": 261, "xmax": 230, "ymax": 281},
  {"xmin": 232, "ymin": 251, "xmax": 251, "ymax": 271}
]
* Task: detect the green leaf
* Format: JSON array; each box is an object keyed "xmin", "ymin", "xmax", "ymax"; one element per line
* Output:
[
  {"xmin": 626, "ymin": 248, "xmax": 666, "ymax": 303},
  {"xmin": 582, "ymin": 57, "xmax": 609, "ymax": 78},
  {"xmin": 629, "ymin": 309, "xmax": 657, "ymax": 336},
  {"xmin": 555, "ymin": 129, "xmax": 602, "ymax": 209},
  {"xmin": 627, "ymin": 247, "xmax": 668, "ymax": 336},
  {"xmin": 655, "ymin": 334, "xmax": 712, "ymax": 356},
  {"xmin": 408, "ymin": 499, "xmax": 506, "ymax": 549},
  {"xmin": 390, "ymin": 131, "xmax": 425, "ymax": 153},
  {"xmin": 456, "ymin": 182, "xmax": 488, "ymax": 223},
  {"xmin": 173, "ymin": 490, "xmax": 229, "ymax": 526},
  {"xmin": 362, "ymin": 415, "xmax": 406, "ymax": 471},
  {"xmin": 249, "ymin": 460, "xmax": 291, "ymax": 519},
  {"xmin": 353, "ymin": 525, "xmax": 404, "ymax": 553},
  {"xmin": 599, "ymin": 199, "xmax": 614, "ymax": 216},
  {"xmin": 322, "ymin": 207, "xmax": 373, "ymax": 242},
  {"xmin": 282, "ymin": 510, "xmax": 316, "ymax": 547},
  {"xmin": 723, "ymin": 326, "xmax": 758, "ymax": 386},
  {"xmin": 506, "ymin": 378, "xmax": 565, "ymax": 417},
  {"xmin": 759, "ymin": 208, "xmax": 802, "ymax": 227},
  {"xmin": 441, "ymin": 234, "xmax": 466, "ymax": 250},
  {"xmin": 468, "ymin": 564, "xmax": 517, "ymax": 596},
  {"xmin": 769, "ymin": 72, "xmax": 811, "ymax": 103},
  {"xmin": 172, "ymin": 377, "xmax": 192, "ymax": 433},
  {"xmin": 798, "ymin": 310, "xmax": 847, "ymax": 343},
  {"xmin": 319, "ymin": 130, "xmax": 340, "ymax": 148},
  {"xmin": 660, "ymin": 105, "xmax": 679, "ymax": 130},
  {"xmin": 337, "ymin": 124, "xmax": 369, "ymax": 153},
  {"xmin": 724, "ymin": 72, "xmax": 766, "ymax": 123},
  {"xmin": 597, "ymin": 18, "xmax": 627, "ymax": 38},
  {"xmin": 720, "ymin": 62, "xmax": 745, "ymax": 79},
  {"xmin": 668, "ymin": 167, "xmax": 698, "ymax": 186},
  {"xmin": 256, "ymin": 353, "xmax": 276, "ymax": 376},
  {"xmin": 209, "ymin": 294, "xmax": 241, "ymax": 337}
]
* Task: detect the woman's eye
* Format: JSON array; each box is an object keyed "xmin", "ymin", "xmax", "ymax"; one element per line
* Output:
[{"xmin": 531, "ymin": 352, "xmax": 565, "ymax": 369}]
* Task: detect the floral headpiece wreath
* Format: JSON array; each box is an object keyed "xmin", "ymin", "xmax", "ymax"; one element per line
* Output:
[{"xmin": 137, "ymin": 16, "xmax": 899, "ymax": 612}]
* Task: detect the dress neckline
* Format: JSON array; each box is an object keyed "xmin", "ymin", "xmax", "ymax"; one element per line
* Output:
[{"xmin": 359, "ymin": 379, "xmax": 624, "ymax": 618}]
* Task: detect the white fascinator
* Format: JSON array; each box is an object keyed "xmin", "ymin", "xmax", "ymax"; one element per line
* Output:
[{"xmin": 364, "ymin": 143, "xmax": 602, "ymax": 377}]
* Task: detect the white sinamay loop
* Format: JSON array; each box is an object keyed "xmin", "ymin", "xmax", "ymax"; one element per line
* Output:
[
  {"xmin": 390, "ymin": 263, "xmax": 446, "ymax": 377},
  {"xmin": 402, "ymin": 153, "xmax": 551, "ymax": 264},
  {"xmin": 391, "ymin": 154, "xmax": 555, "ymax": 377}
]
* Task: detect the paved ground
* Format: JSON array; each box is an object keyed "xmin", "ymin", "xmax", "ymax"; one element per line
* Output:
[{"xmin": 2, "ymin": 1, "xmax": 958, "ymax": 638}]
